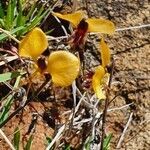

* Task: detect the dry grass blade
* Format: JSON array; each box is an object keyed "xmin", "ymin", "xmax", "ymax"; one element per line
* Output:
[
  {"xmin": 108, "ymin": 103, "xmax": 134, "ymax": 112},
  {"xmin": 116, "ymin": 112, "xmax": 133, "ymax": 149},
  {"xmin": 46, "ymin": 125, "xmax": 65, "ymax": 150},
  {"xmin": 53, "ymin": 16, "xmax": 69, "ymax": 37},
  {"xmin": 47, "ymin": 35, "xmax": 68, "ymax": 41},
  {"xmin": 46, "ymin": 92, "xmax": 86, "ymax": 149},
  {"xmin": 67, "ymin": 81, "xmax": 77, "ymax": 135},
  {"xmin": 88, "ymin": 24, "xmax": 150, "ymax": 35},
  {"xmin": 0, "ymin": 129, "xmax": 16, "ymax": 150},
  {"xmin": 0, "ymin": 56, "xmax": 18, "ymax": 66},
  {"xmin": 73, "ymin": 103, "xmax": 133, "ymax": 126},
  {"xmin": 116, "ymin": 24, "xmax": 150, "ymax": 31}
]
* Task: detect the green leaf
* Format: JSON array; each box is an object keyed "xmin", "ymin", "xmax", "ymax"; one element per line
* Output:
[
  {"xmin": 0, "ymin": 96, "xmax": 13, "ymax": 125},
  {"xmin": 46, "ymin": 136, "xmax": 52, "ymax": 145},
  {"xmin": 13, "ymin": 127, "xmax": 20, "ymax": 150},
  {"xmin": 45, "ymin": 29, "xmax": 54, "ymax": 35},
  {"xmin": 16, "ymin": 15, "xmax": 26, "ymax": 36},
  {"xmin": 14, "ymin": 74, "xmax": 22, "ymax": 88},
  {"xmin": 36, "ymin": 5, "xmax": 44, "ymax": 17},
  {"xmin": 22, "ymin": 6, "xmax": 51, "ymax": 34},
  {"xmin": 0, "ymin": 0, "xmax": 51, "ymax": 38},
  {"xmin": 0, "ymin": 18, "xmax": 5, "ymax": 27},
  {"xmin": 6, "ymin": 0, "xmax": 17, "ymax": 29},
  {"xmin": 103, "ymin": 133, "xmax": 113, "ymax": 150},
  {"xmin": 0, "ymin": 26, "xmax": 24, "ymax": 41},
  {"xmin": 0, "ymin": 71, "xmax": 25, "ymax": 82},
  {"xmin": 16, "ymin": 0, "xmax": 24, "ymax": 27},
  {"xmin": 25, "ymin": 2, "xmax": 37, "ymax": 22},
  {"xmin": 0, "ymin": 75, "xmax": 21, "ymax": 127},
  {"xmin": 63, "ymin": 144, "xmax": 71, "ymax": 150},
  {"xmin": 0, "ymin": 3, "xmax": 5, "ymax": 18},
  {"xmin": 84, "ymin": 136, "xmax": 93, "ymax": 150},
  {"xmin": 24, "ymin": 135, "xmax": 33, "ymax": 150},
  {"xmin": 21, "ymin": 17, "xmax": 41, "ymax": 35}
]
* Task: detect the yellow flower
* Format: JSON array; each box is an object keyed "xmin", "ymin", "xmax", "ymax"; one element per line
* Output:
[
  {"xmin": 19, "ymin": 28, "xmax": 80, "ymax": 86},
  {"xmin": 100, "ymin": 38, "xmax": 111, "ymax": 68},
  {"xmin": 92, "ymin": 38, "xmax": 111, "ymax": 99},
  {"xmin": 19, "ymin": 27, "xmax": 48, "ymax": 61},
  {"xmin": 53, "ymin": 11, "xmax": 115, "ymax": 34},
  {"xmin": 92, "ymin": 66, "xmax": 106, "ymax": 99},
  {"xmin": 47, "ymin": 51, "xmax": 80, "ymax": 86},
  {"xmin": 53, "ymin": 11, "xmax": 115, "ymax": 52}
]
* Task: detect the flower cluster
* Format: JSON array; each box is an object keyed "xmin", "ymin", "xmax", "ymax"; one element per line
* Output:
[
  {"xmin": 19, "ymin": 28, "xmax": 80, "ymax": 87},
  {"xmin": 19, "ymin": 11, "xmax": 115, "ymax": 100}
]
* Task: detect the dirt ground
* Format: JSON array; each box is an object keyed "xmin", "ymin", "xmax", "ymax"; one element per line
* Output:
[
  {"xmin": 90, "ymin": 0, "xmax": 150, "ymax": 149},
  {"xmin": 0, "ymin": 0, "xmax": 150, "ymax": 150}
]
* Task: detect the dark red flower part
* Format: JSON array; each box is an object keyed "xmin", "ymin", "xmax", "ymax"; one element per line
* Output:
[{"xmin": 72, "ymin": 19, "xmax": 88, "ymax": 49}]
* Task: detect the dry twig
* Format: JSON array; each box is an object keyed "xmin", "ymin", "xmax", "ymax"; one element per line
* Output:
[
  {"xmin": 116, "ymin": 112, "xmax": 133, "ymax": 149},
  {"xmin": 0, "ymin": 129, "xmax": 16, "ymax": 150}
]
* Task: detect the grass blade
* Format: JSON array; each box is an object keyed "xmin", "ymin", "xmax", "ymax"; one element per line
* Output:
[
  {"xmin": 6, "ymin": 0, "xmax": 17, "ymax": 29},
  {"xmin": 0, "ymin": 129, "xmax": 16, "ymax": 150},
  {"xmin": 24, "ymin": 135, "xmax": 33, "ymax": 150},
  {"xmin": 0, "ymin": 75, "xmax": 21, "ymax": 127},
  {"xmin": 46, "ymin": 136, "xmax": 52, "ymax": 145},
  {"xmin": 16, "ymin": 0, "xmax": 24, "ymax": 27},
  {"xmin": 84, "ymin": 136, "xmax": 92, "ymax": 150},
  {"xmin": 25, "ymin": 2, "xmax": 37, "ymax": 22},
  {"xmin": 0, "ymin": 2, "xmax": 5, "ymax": 18},
  {"xmin": 22, "ymin": 5, "xmax": 51, "ymax": 34},
  {"xmin": 0, "ymin": 18, "xmax": 5, "ymax": 27},
  {"xmin": 0, "ymin": 96, "xmax": 13, "ymax": 125},
  {"xmin": 0, "ymin": 26, "xmax": 24, "ymax": 41},
  {"xmin": 13, "ymin": 127, "xmax": 20, "ymax": 150},
  {"xmin": 103, "ymin": 133, "xmax": 113, "ymax": 150}
]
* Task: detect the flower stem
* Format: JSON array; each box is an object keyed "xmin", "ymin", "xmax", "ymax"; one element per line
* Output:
[{"xmin": 100, "ymin": 58, "xmax": 115, "ymax": 150}]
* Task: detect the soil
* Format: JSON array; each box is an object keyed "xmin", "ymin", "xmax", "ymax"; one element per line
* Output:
[{"xmin": 0, "ymin": 0, "xmax": 150, "ymax": 150}]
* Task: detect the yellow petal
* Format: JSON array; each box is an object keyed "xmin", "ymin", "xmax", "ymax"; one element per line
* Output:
[
  {"xmin": 47, "ymin": 51, "xmax": 80, "ymax": 86},
  {"xmin": 19, "ymin": 27, "xmax": 48, "ymax": 60},
  {"xmin": 100, "ymin": 38, "xmax": 111, "ymax": 67},
  {"xmin": 92, "ymin": 66, "xmax": 106, "ymax": 99},
  {"xmin": 52, "ymin": 11, "xmax": 85, "ymax": 27},
  {"xmin": 86, "ymin": 18, "xmax": 115, "ymax": 34}
]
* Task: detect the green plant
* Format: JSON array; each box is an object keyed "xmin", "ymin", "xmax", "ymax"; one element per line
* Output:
[
  {"xmin": 84, "ymin": 136, "xmax": 93, "ymax": 150},
  {"xmin": 0, "ymin": 0, "xmax": 51, "ymax": 41},
  {"xmin": 103, "ymin": 134, "xmax": 113, "ymax": 150},
  {"xmin": 63, "ymin": 144, "xmax": 71, "ymax": 150},
  {"xmin": 0, "ymin": 5, "xmax": 117, "ymax": 149},
  {"xmin": 0, "ymin": 74, "xmax": 22, "ymax": 127},
  {"xmin": 46, "ymin": 136, "xmax": 52, "ymax": 145},
  {"xmin": 24, "ymin": 135, "xmax": 33, "ymax": 150},
  {"xmin": 0, "ymin": 71, "xmax": 25, "ymax": 82},
  {"xmin": 12, "ymin": 127, "xmax": 33, "ymax": 150},
  {"xmin": 13, "ymin": 127, "xmax": 20, "ymax": 150}
]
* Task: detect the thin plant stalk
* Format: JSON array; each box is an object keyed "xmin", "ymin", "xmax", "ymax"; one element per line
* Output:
[
  {"xmin": 0, "ymin": 28, "xmax": 20, "ymax": 43},
  {"xmin": 0, "ymin": 129, "xmax": 16, "ymax": 150},
  {"xmin": 100, "ymin": 59, "xmax": 115, "ymax": 150}
]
